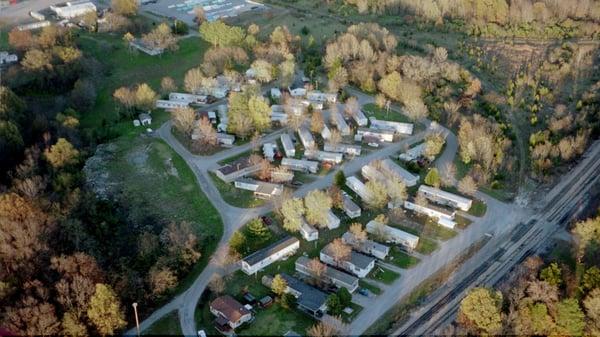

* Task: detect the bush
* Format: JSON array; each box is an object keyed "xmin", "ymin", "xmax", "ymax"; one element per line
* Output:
[{"xmin": 172, "ymin": 20, "xmax": 189, "ymax": 35}]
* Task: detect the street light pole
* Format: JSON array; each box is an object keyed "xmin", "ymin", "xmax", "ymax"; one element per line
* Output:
[{"xmin": 132, "ymin": 302, "xmax": 140, "ymax": 337}]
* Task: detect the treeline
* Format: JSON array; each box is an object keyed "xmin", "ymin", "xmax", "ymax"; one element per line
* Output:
[
  {"xmin": 455, "ymin": 212, "xmax": 600, "ymax": 335},
  {"xmin": 344, "ymin": 0, "xmax": 600, "ymax": 37}
]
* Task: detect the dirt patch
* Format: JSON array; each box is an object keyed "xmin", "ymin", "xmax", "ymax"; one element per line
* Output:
[{"xmin": 84, "ymin": 143, "xmax": 119, "ymax": 200}]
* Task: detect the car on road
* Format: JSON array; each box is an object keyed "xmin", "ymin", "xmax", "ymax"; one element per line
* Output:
[{"xmin": 358, "ymin": 288, "xmax": 371, "ymax": 297}]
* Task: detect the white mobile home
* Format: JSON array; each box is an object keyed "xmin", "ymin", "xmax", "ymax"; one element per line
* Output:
[
  {"xmin": 305, "ymin": 150, "xmax": 343, "ymax": 164},
  {"xmin": 342, "ymin": 232, "xmax": 390, "ymax": 260},
  {"xmin": 216, "ymin": 133, "xmax": 235, "ymax": 146},
  {"xmin": 300, "ymin": 219, "xmax": 319, "ymax": 242},
  {"xmin": 280, "ymin": 134, "xmax": 295, "ymax": 157},
  {"xmin": 366, "ymin": 220, "xmax": 419, "ymax": 250},
  {"xmin": 271, "ymin": 112, "xmax": 288, "ymax": 125},
  {"xmin": 353, "ymin": 110, "xmax": 369, "ymax": 126},
  {"xmin": 281, "ymin": 158, "xmax": 319, "ymax": 174},
  {"xmin": 51, "ymin": 2, "xmax": 96, "ymax": 19},
  {"xmin": 399, "ymin": 143, "xmax": 427, "ymax": 162},
  {"xmin": 289, "ymin": 88, "xmax": 307, "ymax": 97},
  {"xmin": 379, "ymin": 158, "xmax": 419, "ymax": 187},
  {"xmin": 418, "ymin": 185, "xmax": 473, "ymax": 211},
  {"xmin": 343, "ymin": 194, "xmax": 361, "ymax": 219},
  {"xmin": 298, "ymin": 127, "xmax": 315, "ymax": 150},
  {"xmin": 357, "ymin": 128, "xmax": 394, "ymax": 143},
  {"xmin": 169, "ymin": 93, "xmax": 207, "ymax": 104},
  {"xmin": 263, "ymin": 143, "xmax": 277, "ymax": 162},
  {"xmin": 241, "ymin": 236, "xmax": 300, "ymax": 275},
  {"xmin": 320, "ymin": 244, "xmax": 375, "ymax": 278},
  {"xmin": 214, "ymin": 157, "xmax": 261, "ymax": 183},
  {"xmin": 369, "ymin": 117, "xmax": 414, "ymax": 135},
  {"xmin": 331, "ymin": 111, "xmax": 351, "ymax": 136},
  {"xmin": 345, "ymin": 176, "xmax": 371, "ymax": 201},
  {"xmin": 321, "ymin": 124, "xmax": 332, "ymax": 140},
  {"xmin": 325, "ymin": 210, "xmax": 340, "ymax": 229},
  {"xmin": 295, "ymin": 256, "xmax": 359, "ymax": 293},
  {"xmin": 156, "ymin": 100, "xmax": 189, "ymax": 110},
  {"xmin": 403, "ymin": 200, "xmax": 457, "ymax": 229},
  {"xmin": 307, "ymin": 91, "xmax": 337, "ymax": 103},
  {"xmin": 323, "ymin": 143, "xmax": 362, "ymax": 156}
]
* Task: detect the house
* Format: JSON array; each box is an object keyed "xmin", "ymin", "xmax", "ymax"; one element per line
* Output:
[
  {"xmin": 139, "ymin": 113, "xmax": 152, "ymax": 126},
  {"xmin": 303, "ymin": 99, "xmax": 323, "ymax": 110},
  {"xmin": 325, "ymin": 210, "xmax": 340, "ymax": 229},
  {"xmin": 300, "ymin": 219, "xmax": 319, "ymax": 242},
  {"xmin": 331, "ymin": 111, "xmax": 351, "ymax": 136},
  {"xmin": 343, "ymin": 194, "xmax": 361, "ymax": 218},
  {"xmin": 366, "ymin": 220, "xmax": 419, "ymax": 250},
  {"xmin": 289, "ymin": 87, "xmax": 307, "ymax": 97},
  {"xmin": 214, "ymin": 157, "xmax": 261, "ymax": 183},
  {"xmin": 307, "ymin": 91, "xmax": 337, "ymax": 103},
  {"xmin": 263, "ymin": 273, "xmax": 328, "ymax": 317},
  {"xmin": 17, "ymin": 21, "xmax": 51, "ymax": 31},
  {"xmin": 156, "ymin": 100, "xmax": 189, "ymax": 110},
  {"xmin": 357, "ymin": 128, "xmax": 394, "ymax": 143},
  {"xmin": 280, "ymin": 134, "xmax": 295, "ymax": 157},
  {"xmin": 404, "ymin": 200, "xmax": 457, "ymax": 229},
  {"xmin": 271, "ymin": 112, "xmax": 288, "ymax": 125},
  {"xmin": 263, "ymin": 143, "xmax": 277, "ymax": 162},
  {"xmin": 305, "ymin": 150, "xmax": 343, "ymax": 164},
  {"xmin": 298, "ymin": 127, "xmax": 315, "ymax": 149},
  {"xmin": 210, "ymin": 295, "xmax": 253, "ymax": 332},
  {"xmin": 234, "ymin": 179, "xmax": 283, "ymax": 199},
  {"xmin": 320, "ymin": 243, "xmax": 376, "ymax": 278},
  {"xmin": 324, "ymin": 143, "xmax": 362, "ymax": 156},
  {"xmin": 168, "ymin": 93, "xmax": 207, "ymax": 104},
  {"xmin": 399, "ymin": 143, "xmax": 427, "ymax": 162},
  {"xmin": 216, "ymin": 133, "xmax": 235, "ymax": 146},
  {"xmin": 271, "ymin": 88, "xmax": 282, "ymax": 99},
  {"xmin": 353, "ymin": 110, "xmax": 369, "ymax": 126},
  {"xmin": 0, "ymin": 52, "xmax": 18, "ymax": 65},
  {"xmin": 418, "ymin": 185, "xmax": 473, "ymax": 211},
  {"xmin": 130, "ymin": 39, "xmax": 164, "ymax": 56},
  {"xmin": 321, "ymin": 124, "xmax": 332, "ymax": 140},
  {"xmin": 50, "ymin": 2, "xmax": 96, "ymax": 19},
  {"xmin": 369, "ymin": 117, "xmax": 413, "ymax": 135},
  {"xmin": 281, "ymin": 158, "xmax": 319, "ymax": 174},
  {"xmin": 342, "ymin": 232, "xmax": 389, "ymax": 260},
  {"xmin": 241, "ymin": 236, "xmax": 300, "ymax": 275},
  {"xmin": 379, "ymin": 158, "xmax": 419, "ymax": 187},
  {"xmin": 345, "ymin": 176, "xmax": 371, "ymax": 201},
  {"xmin": 295, "ymin": 256, "xmax": 359, "ymax": 293}
]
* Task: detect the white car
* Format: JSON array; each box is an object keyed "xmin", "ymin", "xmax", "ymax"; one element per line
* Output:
[
  {"xmin": 197, "ymin": 330, "xmax": 207, "ymax": 337},
  {"xmin": 367, "ymin": 142, "xmax": 380, "ymax": 148}
]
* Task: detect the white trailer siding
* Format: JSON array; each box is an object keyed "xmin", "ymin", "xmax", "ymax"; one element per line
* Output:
[
  {"xmin": 366, "ymin": 220, "xmax": 419, "ymax": 250},
  {"xmin": 280, "ymin": 134, "xmax": 295, "ymax": 157},
  {"xmin": 418, "ymin": 185, "xmax": 473, "ymax": 211},
  {"xmin": 379, "ymin": 159, "xmax": 419, "ymax": 187}
]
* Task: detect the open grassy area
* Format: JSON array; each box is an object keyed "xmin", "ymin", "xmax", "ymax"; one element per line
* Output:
[
  {"xmin": 217, "ymin": 150, "xmax": 253, "ymax": 165},
  {"xmin": 387, "ymin": 247, "xmax": 420, "ymax": 269},
  {"xmin": 362, "ymin": 103, "xmax": 412, "ymax": 124},
  {"xmin": 416, "ymin": 237, "xmax": 438, "ymax": 255},
  {"xmin": 468, "ymin": 199, "xmax": 488, "ymax": 217},
  {"xmin": 453, "ymin": 157, "xmax": 515, "ymax": 202},
  {"xmin": 359, "ymin": 280, "xmax": 382, "ymax": 295},
  {"xmin": 455, "ymin": 214, "xmax": 473, "ymax": 229},
  {"xmin": 143, "ymin": 311, "xmax": 181, "ymax": 336},
  {"xmin": 341, "ymin": 302, "xmax": 363, "ymax": 323},
  {"xmin": 368, "ymin": 265, "xmax": 401, "ymax": 285},
  {"xmin": 76, "ymin": 31, "xmax": 209, "ymax": 135},
  {"xmin": 208, "ymin": 172, "xmax": 266, "ymax": 208}
]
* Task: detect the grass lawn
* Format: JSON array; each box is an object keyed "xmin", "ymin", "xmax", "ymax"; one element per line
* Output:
[
  {"xmin": 368, "ymin": 265, "xmax": 400, "ymax": 285},
  {"xmin": 468, "ymin": 199, "xmax": 488, "ymax": 217},
  {"xmin": 453, "ymin": 157, "xmax": 515, "ymax": 202},
  {"xmin": 238, "ymin": 303, "xmax": 315, "ymax": 336},
  {"xmin": 95, "ymin": 136, "xmax": 223, "ymax": 297},
  {"xmin": 217, "ymin": 150, "xmax": 253, "ymax": 165},
  {"xmin": 455, "ymin": 214, "xmax": 473, "ymax": 229},
  {"xmin": 416, "ymin": 237, "xmax": 438, "ymax": 255},
  {"xmin": 362, "ymin": 103, "xmax": 412, "ymax": 124},
  {"xmin": 77, "ymin": 31, "xmax": 209, "ymax": 134},
  {"xmin": 387, "ymin": 247, "xmax": 420, "ymax": 269},
  {"xmin": 142, "ymin": 311, "xmax": 181, "ymax": 335},
  {"xmin": 359, "ymin": 280, "xmax": 382, "ymax": 295},
  {"xmin": 341, "ymin": 302, "xmax": 363, "ymax": 323},
  {"xmin": 208, "ymin": 172, "xmax": 266, "ymax": 208}
]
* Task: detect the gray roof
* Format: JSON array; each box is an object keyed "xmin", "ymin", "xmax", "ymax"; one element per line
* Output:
[
  {"xmin": 322, "ymin": 243, "xmax": 375, "ymax": 270},
  {"xmin": 242, "ymin": 236, "xmax": 299, "ymax": 266},
  {"xmin": 217, "ymin": 157, "xmax": 254, "ymax": 176},
  {"xmin": 280, "ymin": 273, "xmax": 328, "ymax": 312},
  {"xmin": 296, "ymin": 256, "xmax": 357, "ymax": 286}
]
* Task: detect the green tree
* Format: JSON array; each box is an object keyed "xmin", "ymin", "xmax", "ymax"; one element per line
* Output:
[
  {"xmin": 280, "ymin": 293, "xmax": 296, "ymax": 309},
  {"xmin": 271, "ymin": 274, "xmax": 288, "ymax": 296},
  {"xmin": 337, "ymin": 287, "xmax": 352, "ymax": 308},
  {"xmin": 111, "ymin": 0, "xmax": 138, "ymax": 16},
  {"xmin": 87, "ymin": 284, "xmax": 126, "ymax": 336},
  {"xmin": 247, "ymin": 95, "xmax": 271, "ymax": 132},
  {"xmin": 304, "ymin": 190, "xmax": 332, "ymax": 227},
  {"xmin": 514, "ymin": 302, "xmax": 554, "ymax": 335},
  {"xmin": 199, "ymin": 21, "xmax": 245, "ymax": 47},
  {"xmin": 44, "ymin": 138, "xmax": 79, "ymax": 169},
  {"xmin": 584, "ymin": 288, "xmax": 600, "ymax": 335},
  {"xmin": 540, "ymin": 262, "xmax": 562, "ymax": 287},
  {"xmin": 554, "ymin": 298, "xmax": 585, "ymax": 336},
  {"xmin": 229, "ymin": 230, "xmax": 246, "ymax": 254},
  {"xmin": 0, "ymin": 121, "xmax": 24, "ymax": 158},
  {"xmin": 281, "ymin": 198, "xmax": 305, "ymax": 232},
  {"xmin": 246, "ymin": 218, "xmax": 271, "ymax": 244},
  {"xmin": 365, "ymin": 180, "xmax": 388, "ymax": 209},
  {"xmin": 424, "ymin": 168, "xmax": 441, "ymax": 188},
  {"xmin": 457, "ymin": 287, "xmax": 503, "ymax": 335},
  {"xmin": 0, "ymin": 86, "xmax": 26, "ymax": 125},
  {"xmin": 326, "ymin": 294, "xmax": 342, "ymax": 315},
  {"xmin": 334, "ymin": 170, "xmax": 346, "ymax": 187},
  {"xmin": 582, "ymin": 266, "xmax": 600, "ymax": 292}
]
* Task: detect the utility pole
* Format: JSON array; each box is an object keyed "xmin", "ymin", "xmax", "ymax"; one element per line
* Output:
[{"xmin": 132, "ymin": 302, "xmax": 140, "ymax": 337}]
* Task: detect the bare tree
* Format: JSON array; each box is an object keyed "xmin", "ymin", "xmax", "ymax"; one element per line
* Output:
[
  {"xmin": 208, "ymin": 275, "xmax": 225, "ymax": 295},
  {"xmin": 458, "ymin": 174, "xmax": 478, "ymax": 196},
  {"xmin": 440, "ymin": 162, "xmax": 456, "ymax": 187},
  {"xmin": 171, "ymin": 107, "xmax": 196, "ymax": 137},
  {"xmin": 344, "ymin": 96, "xmax": 359, "ymax": 118},
  {"xmin": 349, "ymin": 223, "xmax": 367, "ymax": 242},
  {"xmin": 329, "ymin": 238, "xmax": 351, "ymax": 264}
]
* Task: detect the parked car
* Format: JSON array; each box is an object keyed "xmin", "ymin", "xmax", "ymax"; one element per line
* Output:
[{"xmin": 358, "ymin": 288, "xmax": 371, "ymax": 297}]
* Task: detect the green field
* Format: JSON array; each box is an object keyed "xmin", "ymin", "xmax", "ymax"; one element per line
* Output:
[
  {"xmin": 143, "ymin": 311, "xmax": 181, "ymax": 336},
  {"xmin": 468, "ymin": 200, "xmax": 488, "ymax": 217},
  {"xmin": 368, "ymin": 265, "xmax": 401, "ymax": 285},
  {"xmin": 208, "ymin": 172, "xmax": 266, "ymax": 208},
  {"xmin": 416, "ymin": 237, "xmax": 438, "ymax": 255},
  {"xmin": 362, "ymin": 103, "xmax": 413, "ymax": 123},
  {"xmin": 387, "ymin": 248, "xmax": 420, "ymax": 269},
  {"xmin": 359, "ymin": 280, "xmax": 382, "ymax": 295}
]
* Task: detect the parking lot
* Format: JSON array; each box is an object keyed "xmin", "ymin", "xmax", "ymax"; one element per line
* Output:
[{"xmin": 141, "ymin": 0, "xmax": 265, "ymax": 25}]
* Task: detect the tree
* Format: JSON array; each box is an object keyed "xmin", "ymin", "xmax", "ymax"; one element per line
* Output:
[
  {"xmin": 199, "ymin": 21, "xmax": 245, "ymax": 47},
  {"xmin": 326, "ymin": 294, "xmax": 342, "ymax": 315},
  {"xmin": 584, "ymin": 289, "xmax": 600, "ymax": 335},
  {"xmin": 365, "ymin": 180, "xmax": 388, "ymax": 209},
  {"xmin": 334, "ymin": 170, "xmax": 346, "ymax": 187},
  {"xmin": 193, "ymin": 117, "xmax": 217, "ymax": 146},
  {"xmin": 70, "ymin": 79, "xmax": 96, "ymax": 112},
  {"xmin": 171, "ymin": 107, "xmax": 196, "ymax": 137},
  {"xmin": 349, "ymin": 223, "xmax": 367, "ymax": 242},
  {"xmin": 344, "ymin": 96, "xmax": 359, "ymax": 118},
  {"xmin": 208, "ymin": 275, "xmax": 225, "ymax": 295},
  {"xmin": 424, "ymin": 168, "xmax": 441, "ymax": 188},
  {"xmin": 405, "ymin": 99, "xmax": 428, "ymax": 121},
  {"xmin": 161, "ymin": 76, "xmax": 177, "ymax": 94},
  {"xmin": 458, "ymin": 175, "xmax": 478, "ymax": 196},
  {"xmin": 582, "ymin": 266, "xmax": 600, "ymax": 292},
  {"xmin": 251, "ymin": 59, "xmax": 274, "ymax": 83},
  {"xmin": 307, "ymin": 319, "xmax": 343, "ymax": 337},
  {"xmin": 572, "ymin": 215, "xmax": 600, "ymax": 262},
  {"xmin": 134, "ymin": 83, "xmax": 158, "ymax": 111},
  {"xmin": 457, "ymin": 287, "xmax": 503, "ymax": 335},
  {"xmin": 278, "ymin": 56, "xmax": 296, "ymax": 88},
  {"xmin": 554, "ymin": 298, "xmax": 585, "ymax": 336},
  {"xmin": 246, "ymin": 218, "xmax": 271, "ymax": 243},
  {"xmin": 271, "ymin": 274, "xmax": 288, "ymax": 296},
  {"xmin": 113, "ymin": 87, "xmax": 134, "ymax": 114},
  {"xmin": 184, "ymin": 67, "xmax": 204, "ymax": 94},
  {"xmin": 8, "ymin": 29, "xmax": 34, "ymax": 51},
  {"xmin": 388, "ymin": 177, "xmax": 407, "ymax": 205},
  {"xmin": 329, "ymin": 238, "xmax": 351, "ymax": 264},
  {"xmin": 513, "ymin": 302, "xmax": 554, "ymax": 336},
  {"xmin": 304, "ymin": 190, "xmax": 332, "ymax": 227},
  {"xmin": 0, "ymin": 121, "xmax": 24, "ymax": 160},
  {"xmin": 229, "ymin": 230, "xmax": 246, "ymax": 254},
  {"xmin": 87, "ymin": 284, "xmax": 126, "ymax": 336},
  {"xmin": 149, "ymin": 266, "xmax": 177, "ymax": 296},
  {"xmin": 142, "ymin": 23, "xmax": 178, "ymax": 52},
  {"xmin": 111, "ymin": 0, "xmax": 138, "ymax": 16},
  {"xmin": 21, "ymin": 49, "xmax": 52, "ymax": 71},
  {"xmin": 307, "ymin": 258, "xmax": 326, "ymax": 280},
  {"xmin": 44, "ymin": 138, "xmax": 79, "ymax": 169},
  {"xmin": 194, "ymin": 7, "xmax": 206, "ymax": 24},
  {"xmin": 540, "ymin": 262, "xmax": 562, "ymax": 286},
  {"xmin": 281, "ymin": 198, "xmax": 305, "ymax": 232},
  {"xmin": 424, "ymin": 132, "xmax": 445, "ymax": 158},
  {"xmin": 61, "ymin": 312, "xmax": 87, "ymax": 336},
  {"xmin": 329, "ymin": 129, "xmax": 342, "ymax": 147},
  {"xmin": 337, "ymin": 287, "xmax": 352, "ymax": 307},
  {"xmin": 160, "ymin": 221, "xmax": 201, "ymax": 268},
  {"xmin": 440, "ymin": 162, "xmax": 456, "ymax": 187},
  {"xmin": 328, "ymin": 185, "xmax": 343, "ymax": 209},
  {"xmin": 310, "ymin": 110, "xmax": 325, "ymax": 133},
  {"xmin": 247, "ymin": 95, "xmax": 271, "ymax": 132},
  {"xmin": 5, "ymin": 301, "xmax": 61, "ymax": 336}
]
